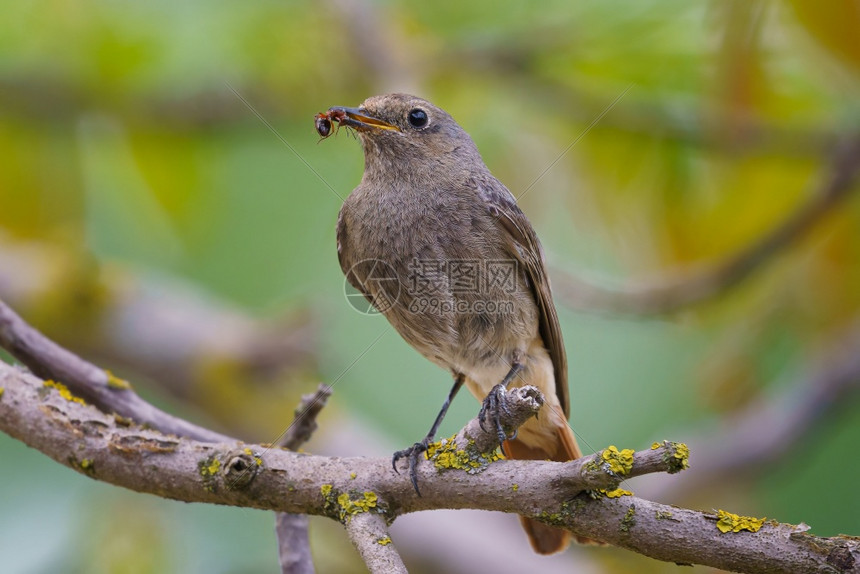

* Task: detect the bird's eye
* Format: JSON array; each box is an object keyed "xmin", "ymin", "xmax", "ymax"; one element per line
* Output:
[{"xmin": 407, "ymin": 108, "xmax": 428, "ymax": 128}]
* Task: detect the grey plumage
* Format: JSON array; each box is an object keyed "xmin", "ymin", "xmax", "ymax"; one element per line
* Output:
[{"xmin": 329, "ymin": 93, "xmax": 586, "ymax": 554}]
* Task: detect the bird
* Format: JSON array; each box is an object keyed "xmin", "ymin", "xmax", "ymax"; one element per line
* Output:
[{"xmin": 324, "ymin": 93, "xmax": 586, "ymax": 554}]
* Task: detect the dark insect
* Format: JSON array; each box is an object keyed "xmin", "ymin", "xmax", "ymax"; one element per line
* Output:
[
  {"xmin": 314, "ymin": 113, "xmax": 332, "ymax": 138},
  {"xmin": 314, "ymin": 109, "xmax": 347, "ymax": 140}
]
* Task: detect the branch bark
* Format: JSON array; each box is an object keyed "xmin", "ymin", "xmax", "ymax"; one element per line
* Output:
[
  {"xmin": 275, "ymin": 514, "xmax": 314, "ymax": 574},
  {"xmin": 275, "ymin": 384, "xmax": 334, "ymax": 574},
  {"xmin": 553, "ymin": 134, "xmax": 860, "ymax": 316},
  {"xmin": 1, "ymin": 358, "xmax": 857, "ymax": 573},
  {"xmin": 0, "ymin": 298, "xmax": 232, "ymax": 442},
  {"xmin": 345, "ymin": 513, "xmax": 407, "ymax": 574}
]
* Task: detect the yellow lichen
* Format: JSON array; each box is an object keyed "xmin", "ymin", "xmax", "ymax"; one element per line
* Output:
[
  {"xmin": 333, "ymin": 491, "xmax": 379, "ymax": 522},
  {"xmin": 425, "ymin": 435, "xmax": 502, "ymax": 474},
  {"xmin": 350, "ymin": 472, "xmax": 357, "ymax": 480},
  {"xmin": 602, "ymin": 488, "xmax": 633, "ymax": 499},
  {"xmin": 78, "ymin": 458, "xmax": 97, "ymax": 475},
  {"xmin": 113, "ymin": 413, "xmax": 133, "ymax": 427},
  {"xmin": 105, "ymin": 370, "xmax": 131, "ymax": 390},
  {"xmin": 243, "ymin": 447, "xmax": 263, "ymax": 466},
  {"xmin": 321, "ymin": 485, "xmax": 381, "ymax": 522},
  {"xmin": 43, "ymin": 380, "xmax": 86, "ymax": 405},
  {"xmin": 377, "ymin": 536, "xmax": 392, "ymax": 546},
  {"xmin": 602, "ymin": 445, "xmax": 635, "ymax": 475},
  {"xmin": 651, "ymin": 442, "xmax": 661, "ymax": 449},
  {"xmin": 512, "ymin": 483, "xmax": 519, "ymax": 492},
  {"xmin": 667, "ymin": 442, "xmax": 690, "ymax": 473},
  {"xmin": 715, "ymin": 510, "xmax": 766, "ymax": 534},
  {"xmin": 197, "ymin": 455, "xmax": 222, "ymax": 492},
  {"xmin": 0, "ymin": 387, "xmax": 4, "ymax": 399}
]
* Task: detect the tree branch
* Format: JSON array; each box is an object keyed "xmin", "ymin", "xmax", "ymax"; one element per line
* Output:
[
  {"xmin": 345, "ymin": 513, "xmax": 406, "ymax": 574},
  {"xmin": 275, "ymin": 513, "xmax": 314, "ymax": 574},
  {"xmin": 281, "ymin": 384, "xmax": 332, "ymax": 451},
  {"xmin": 275, "ymin": 384, "xmax": 333, "ymax": 574},
  {"xmin": 0, "ymin": 297, "xmax": 233, "ymax": 442},
  {"xmin": 1, "ymin": 356, "xmax": 857, "ymax": 573},
  {"xmin": 553, "ymin": 134, "xmax": 860, "ymax": 316}
]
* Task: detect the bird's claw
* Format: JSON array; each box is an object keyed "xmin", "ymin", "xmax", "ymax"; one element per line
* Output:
[
  {"xmin": 392, "ymin": 439, "xmax": 432, "ymax": 496},
  {"xmin": 478, "ymin": 383, "xmax": 514, "ymax": 452}
]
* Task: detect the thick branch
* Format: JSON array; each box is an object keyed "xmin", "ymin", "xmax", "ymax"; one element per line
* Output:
[
  {"xmin": 2, "ymin": 361, "xmax": 856, "ymax": 573},
  {"xmin": 555, "ymin": 496, "xmax": 856, "ymax": 573},
  {"xmin": 554, "ymin": 134, "xmax": 860, "ymax": 315},
  {"xmin": 0, "ymin": 298, "xmax": 232, "ymax": 443}
]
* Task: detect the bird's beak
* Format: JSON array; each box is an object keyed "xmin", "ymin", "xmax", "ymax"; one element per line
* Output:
[{"xmin": 329, "ymin": 107, "xmax": 400, "ymax": 132}]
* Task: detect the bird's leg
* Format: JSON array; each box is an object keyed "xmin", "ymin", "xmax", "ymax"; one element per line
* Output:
[
  {"xmin": 392, "ymin": 373, "xmax": 465, "ymax": 495},
  {"xmin": 478, "ymin": 358, "xmax": 524, "ymax": 453}
]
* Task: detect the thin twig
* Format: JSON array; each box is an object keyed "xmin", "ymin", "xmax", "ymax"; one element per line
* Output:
[
  {"xmin": 275, "ymin": 384, "xmax": 333, "ymax": 574},
  {"xmin": 281, "ymin": 384, "xmax": 333, "ymax": 451},
  {"xmin": 276, "ymin": 514, "xmax": 315, "ymax": 574},
  {"xmin": 345, "ymin": 513, "xmax": 407, "ymax": 574}
]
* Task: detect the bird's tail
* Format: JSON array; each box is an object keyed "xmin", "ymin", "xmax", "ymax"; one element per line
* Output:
[{"xmin": 505, "ymin": 422, "xmax": 602, "ymax": 552}]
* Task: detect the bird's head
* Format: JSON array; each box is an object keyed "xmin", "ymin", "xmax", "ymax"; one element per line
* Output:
[{"xmin": 324, "ymin": 93, "xmax": 485, "ymax": 183}]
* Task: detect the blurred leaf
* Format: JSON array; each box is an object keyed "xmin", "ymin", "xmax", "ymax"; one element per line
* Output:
[{"xmin": 785, "ymin": 0, "xmax": 860, "ymax": 76}]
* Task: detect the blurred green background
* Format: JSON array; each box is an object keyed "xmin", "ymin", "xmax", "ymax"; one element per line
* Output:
[{"xmin": 2, "ymin": 1, "xmax": 859, "ymax": 572}]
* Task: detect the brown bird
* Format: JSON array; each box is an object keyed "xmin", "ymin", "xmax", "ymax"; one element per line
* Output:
[{"xmin": 326, "ymin": 93, "xmax": 586, "ymax": 554}]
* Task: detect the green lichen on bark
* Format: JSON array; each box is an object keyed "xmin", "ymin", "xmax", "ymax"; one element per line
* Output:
[
  {"xmin": 620, "ymin": 504, "xmax": 637, "ymax": 533},
  {"xmin": 539, "ymin": 497, "xmax": 588, "ymax": 527},
  {"xmin": 651, "ymin": 440, "xmax": 691, "ymax": 473}
]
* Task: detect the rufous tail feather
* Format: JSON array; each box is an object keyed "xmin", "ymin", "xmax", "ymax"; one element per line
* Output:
[{"xmin": 504, "ymin": 423, "xmax": 603, "ymax": 552}]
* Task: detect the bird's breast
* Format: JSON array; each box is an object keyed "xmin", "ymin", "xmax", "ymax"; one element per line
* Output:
[{"xmin": 343, "ymin": 183, "xmax": 538, "ymax": 373}]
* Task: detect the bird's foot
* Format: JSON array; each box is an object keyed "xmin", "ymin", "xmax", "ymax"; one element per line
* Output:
[
  {"xmin": 392, "ymin": 438, "xmax": 433, "ymax": 496},
  {"xmin": 478, "ymin": 383, "xmax": 517, "ymax": 452}
]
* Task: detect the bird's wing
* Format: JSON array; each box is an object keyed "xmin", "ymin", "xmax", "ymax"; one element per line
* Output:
[{"xmin": 483, "ymin": 186, "xmax": 569, "ymax": 417}]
